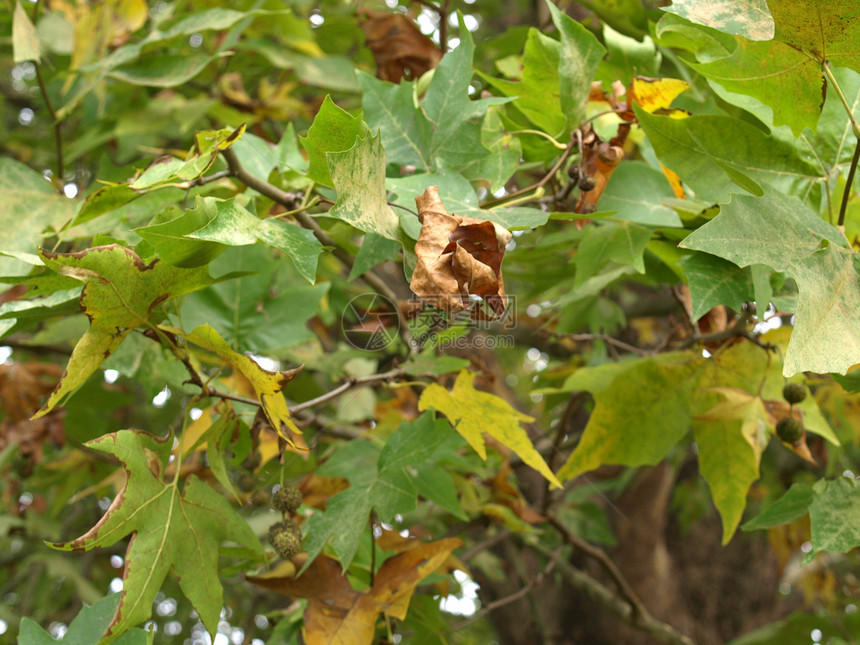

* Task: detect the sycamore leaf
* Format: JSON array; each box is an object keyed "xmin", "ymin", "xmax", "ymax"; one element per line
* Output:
[
  {"xmin": 693, "ymin": 387, "xmax": 768, "ymax": 543},
  {"xmin": 130, "ymin": 126, "xmax": 245, "ymax": 190},
  {"xmin": 327, "ymin": 134, "xmax": 403, "ymax": 241},
  {"xmin": 742, "ymin": 482, "xmax": 814, "ymax": 531},
  {"xmin": 51, "ymin": 430, "xmax": 265, "ymax": 643},
  {"xmin": 808, "ymin": 477, "xmax": 860, "ymax": 561},
  {"xmin": 18, "ymin": 593, "xmax": 149, "ymax": 645},
  {"xmin": 660, "ymin": 0, "xmax": 775, "ymax": 41},
  {"xmin": 574, "ymin": 220, "xmax": 652, "ymax": 287},
  {"xmin": 558, "ymin": 356, "xmax": 703, "ymax": 480},
  {"xmin": 34, "ymin": 245, "xmax": 213, "ymax": 417},
  {"xmin": 188, "ymin": 197, "xmax": 322, "ymax": 283},
  {"xmin": 681, "ymin": 192, "xmax": 860, "ymax": 375},
  {"xmin": 301, "ymin": 96, "xmax": 369, "ymax": 187},
  {"xmin": 679, "ymin": 252, "xmax": 753, "ymax": 320},
  {"xmin": 303, "ymin": 413, "xmax": 464, "ymax": 571},
  {"xmin": 0, "ymin": 158, "xmax": 77, "ymax": 277},
  {"xmin": 247, "ymin": 538, "xmax": 461, "ymax": 645},
  {"xmin": 164, "ymin": 324, "xmax": 305, "ymax": 449},
  {"xmin": 546, "ymin": 0, "xmax": 606, "ymax": 131},
  {"xmin": 419, "ymin": 370, "xmax": 561, "ymax": 489},
  {"xmin": 634, "ymin": 106, "xmax": 820, "ymax": 204}
]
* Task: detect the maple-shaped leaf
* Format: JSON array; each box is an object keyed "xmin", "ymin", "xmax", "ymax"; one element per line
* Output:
[
  {"xmin": 33, "ymin": 245, "xmax": 214, "ymax": 418},
  {"xmin": 327, "ymin": 134, "xmax": 403, "ymax": 242},
  {"xmin": 51, "ymin": 430, "xmax": 266, "ymax": 643},
  {"xmin": 410, "ymin": 186, "xmax": 512, "ymax": 316},
  {"xmin": 247, "ymin": 538, "xmax": 461, "ymax": 645},
  {"xmin": 693, "ymin": 387, "xmax": 768, "ymax": 543},
  {"xmin": 18, "ymin": 593, "xmax": 149, "ymax": 645},
  {"xmin": 163, "ymin": 324, "xmax": 305, "ymax": 449},
  {"xmin": 419, "ymin": 370, "xmax": 561, "ymax": 489},
  {"xmin": 302, "ymin": 413, "xmax": 464, "ymax": 571}
]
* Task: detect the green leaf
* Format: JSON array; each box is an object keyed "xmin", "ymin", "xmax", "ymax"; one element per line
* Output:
[
  {"xmin": 349, "ymin": 233, "xmax": 401, "ymax": 281},
  {"xmin": 768, "ymin": 1, "xmax": 860, "ymax": 71},
  {"xmin": 574, "ymin": 221, "xmax": 652, "ymax": 287},
  {"xmin": 689, "ymin": 39, "xmax": 823, "ymax": 135},
  {"xmin": 110, "ymin": 51, "xmax": 219, "ymax": 87},
  {"xmin": 786, "ymin": 244, "xmax": 860, "ymax": 376},
  {"xmin": 13, "ymin": 1, "xmax": 41, "ymax": 63},
  {"xmin": 546, "ymin": 0, "xmax": 606, "ymax": 131},
  {"xmin": 300, "ymin": 96, "xmax": 369, "ymax": 187},
  {"xmin": 18, "ymin": 593, "xmax": 150, "ymax": 645},
  {"xmin": 634, "ymin": 107, "xmax": 820, "ymax": 204},
  {"xmin": 597, "ymin": 164, "xmax": 681, "ymax": 228},
  {"xmin": 303, "ymin": 413, "xmax": 460, "ymax": 571},
  {"xmin": 558, "ymin": 355, "xmax": 702, "ymax": 480},
  {"xmin": 51, "ymin": 430, "xmax": 265, "ymax": 643},
  {"xmin": 34, "ymin": 245, "xmax": 214, "ymax": 417},
  {"xmin": 180, "ymin": 245, "xmax": 328, "ymax": 353},
  {"xmin": 660, "ymin": 0, "xmax": 775, "ymax": 40},
  {"xmin": 726, "ymin": 610, "xmax": 860, "ymax": 645},
  {"xmin": 480, "ymin": 28, "xmax": 567, "ymax": 137},
  {"xmin": 598, "ymin": 24, "xmax": 660, "ymax": 86},
  {"xmin": 679, "ymin": 252, "xmax": 753, "ymax": 320},
  {"xmin": 188, "ymin": 197, "xmax": 322, "ymax": 283},
  {"xmin": 741, "ymin": 483, "xmax": 814, "ymax": 531},
  {"xmin": 680, "ymin": 192, "xmax": 860, "ymax": 375},
  {"xmin": 0, "ymin": 159, "xmax": 77, "ymax": 277},
  {"xmin": 808, "ymin": 477, "xmax": 860, "ymax": 559},
  {"xmin": 134, "ymin": 200, "xmax": 225, "ymax": 268},
  {"xmin": 693, "ymin": 388, "xmax": 767, "ymax": 543},
  {"xmin": 327, "ymin": 134, "xmax": 402, "ymax": 241},
  {"xmin": 419, "ymin": 370, "xmax": 561, "ymax": 488}
]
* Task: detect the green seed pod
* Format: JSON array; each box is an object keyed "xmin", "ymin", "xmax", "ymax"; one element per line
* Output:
[
  {"xmin": 578, "ymin": 174, "xmax": 597, "ymax": 192},
  {"xmin": 776, "ymin": 417, "xmax": 804, "ymax": 444},
  {"xmin": 273, "ymin": 486, "xmax": 303, "ymax": 513},
  {"xmin": 782, "ymin": 383, "xmax": 807, "ymax": 405},
  {"xmin": 267, "ymin": 519, "xmax": 302, "ymax": 559}
]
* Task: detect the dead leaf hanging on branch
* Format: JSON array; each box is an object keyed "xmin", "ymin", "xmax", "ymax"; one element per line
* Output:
[
  {"xmin": 410, "ymin": 186, "xmax": 512, "ymax": 317},
  {"xmin": 574, "ymin": 123, "xmax": 629, "ymax": 214},
  {"xmin": 358, "ymin": 8, "xmax": 442, "ymax": 82}
]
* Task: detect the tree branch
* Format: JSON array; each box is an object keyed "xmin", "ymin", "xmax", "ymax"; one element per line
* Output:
[
  {"xmin": 530, "ymin": 540, "xmax": 698, "ymax": 645},
  {"xmin": 290, "ymin": 368, "xmax": 404, "ymax": 414},
  {"xmin": 220, "ymin": 146, "xmax": 401, "ymax": 305}
]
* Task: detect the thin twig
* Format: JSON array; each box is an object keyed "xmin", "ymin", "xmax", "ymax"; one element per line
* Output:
[
  {"xmin": 290, "ymin": 368, "xmax": 403, "ymax": 414},
  {"xmin": 451, "ymin": 547, "xmax": 560, "ymax": 630},
  {"xmin": 480, "ymin": 129, "xmax": 579, "ymax": 208},
  {"xmin": 529, "ymin": 540, "xmax": 697, "ymax": 645},
  {"xmin": 438, "ymin": 0, "xmax": 451, "ymax": 52}
]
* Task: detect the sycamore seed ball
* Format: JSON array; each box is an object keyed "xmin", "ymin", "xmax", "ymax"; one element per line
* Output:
[
  {"xmin": 273, "ymin": 486, "xmax": 303, "ymax": 513},
  {"xmin": 782, "ymin": 383, "xmax": 807, "ymax": 405},
  {"xmin": 776, "ymin": 417, "xmax": 804, "ymax": 444},
  {"xmin": 267, "ymin": 519, "xmax": 302, "ymax": 559}
]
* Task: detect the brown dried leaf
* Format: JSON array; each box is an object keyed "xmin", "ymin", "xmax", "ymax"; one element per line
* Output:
[
  {"xmin": 247, "ymin": 538, "xmax": 461, "ymax": 645},
  {"xmin": 574, "ymin": 124, "xmax": 629, "ymax": 214},
  {"xmin": 410, "ymin": 186, "xmax": 512, "ymax": 316},
  {"xmin": 358, "ymin": 8, "xmax": 442, "ymax": 83}
]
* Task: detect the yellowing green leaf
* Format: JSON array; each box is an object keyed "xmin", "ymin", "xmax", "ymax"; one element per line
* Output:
[
  {"xmin": 418, "ymin": 370, "xmax": 561, "ymax": 489},
  {"xmin": 693, "ymin": 387, "xmax": 768, "ymax": 543},
  {"xmin": 51, "ymin": 430, "xmax": 265, "ymax": 643},
  {"xmin": 166, "ymin": 324, "xmax": 305, "ymax": 448},
  {"xmin": 35, "ymin": 245, "xmax": 214, "ymax": 417},
  {"xmin": 13, "ymin": 1, "xmax": 41, "ymax": 63}
]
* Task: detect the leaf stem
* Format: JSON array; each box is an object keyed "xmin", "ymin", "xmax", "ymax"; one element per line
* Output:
[
  {"xmin": 34, "ymin": 62, "xmax": 65, "ymax": 187},
  {"xmin": 838, "ymin": 136, "xmax": 860, "ymax": 229},
  {"xmin": 823, "ymin": 63, "xmax": 860, "ymax": 139},
  {"xmin": 510, "ymin": 129, "xmax": 568, "ymax": 150}
]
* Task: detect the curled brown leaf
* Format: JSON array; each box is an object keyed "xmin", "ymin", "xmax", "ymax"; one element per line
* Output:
[
  {"xmin": 358, "ymin": 8, "xmax": 442, "ymax": 83},
  {"xmin": 410, "ymin": 186, "xmax": 512, "ymax": 317}
]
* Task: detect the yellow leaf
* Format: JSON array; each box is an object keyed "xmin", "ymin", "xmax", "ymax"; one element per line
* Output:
[
  {"xmin": 164, "ymin": 324, "xmax": 306, "ymax": 450},
  {"xmin": 418, "ymin": 370, "xmax": 561, "ymax": 489},
  {"xmin": 630, "ymin": 76, "xmax": 689, "ymax": 115}
]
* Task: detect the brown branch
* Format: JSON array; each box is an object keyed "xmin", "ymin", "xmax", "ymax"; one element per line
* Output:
[
  {"xmin": 34, "ymin": 62, "xmax": 64, "ymax": 185},
  {"xmin": 290, "ymin": 368, "xmax": 404, "ymax": 414},
  {"xmin": 480, "ymin": 128, "xmax": 580, "ymax": 208},
  {"xmin": 220, "ymin": 146, "xmax": 404, "ymax": 308},
  {"xmin": 530, "ymin": 540, "xmax": 698, "ymax": 645},
  {"xmin": 450, "ymin": 547, "xmax": 560, "ymax": 630},
  {"xmin": 547, "ymin": 514, "xmax": 646, "ymax": 621}
]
